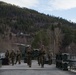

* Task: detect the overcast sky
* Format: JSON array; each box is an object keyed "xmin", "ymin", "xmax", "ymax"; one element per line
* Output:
[{"xmin": 0, "ymin": 0, "xmax": 76, "ymax": 23}]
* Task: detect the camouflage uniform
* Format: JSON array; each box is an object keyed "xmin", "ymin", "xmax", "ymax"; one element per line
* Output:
[
  {"xmin": 15, "ymin": 50, "xmax": 22, "ymax": 64},
  {"xmin": 10, "ymin": 50, "xmax": 16, "ymax": 66},
  {"xmin": 39, "ymin": 45, "xmax": 45, "ymax": 68},
  {"xmin": 26, "ymin": 46, "xmax": 32, "ymax": 67},
  {"xmin": 5, "ymin": 50, "xmax": 10, "ymax": 65},
  {"xmin": 48, "ymin": 53, "xmax": 52, "ymax": 65},
  {"xmin": 38, "ymin": 50, "xmax": 41, "ymax": 66}
]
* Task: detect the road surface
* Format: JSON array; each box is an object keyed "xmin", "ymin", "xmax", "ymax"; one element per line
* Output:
[{"xmin": 0, "ymin": 60, "xmax": 76, "ymax": 75}]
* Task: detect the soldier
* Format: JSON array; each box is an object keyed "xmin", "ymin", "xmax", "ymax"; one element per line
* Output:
[
  {"xmin": 37, "ymin": 49, "xmax": 41, "ymax": 66},
  {"xmin": 15, "ymin": 50, "xmax": 22, "ymax": 64},
  {"xmin": 10, "ymin": 49, "xmax": 16, "ymax": 66},
  {"xmin": 5, "ymin": 50, "xmax": 10, "ymax": 65},
  {"xmin": 26, "ymin": 45, "xmax": 32, "ymax": 67},
  {"xmin": 39, "ymin": 45, "xmax": 45, "ymax": 68},
  {"xmin": 48, "ymin": 53, "xmax": 52, "ymax": 65}
]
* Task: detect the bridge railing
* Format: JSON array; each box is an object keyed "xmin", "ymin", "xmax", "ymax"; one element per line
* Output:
[
  {"xmin": 68, "ymin": 55, "xmax": 76, "ymax": 70},
  {"xmin": 56, "ymin": 53, "xmax": 76, "ymax": 71},
  {"xmin": 56, "ymin": 53, "xmax": 69, "ymax": 71}
]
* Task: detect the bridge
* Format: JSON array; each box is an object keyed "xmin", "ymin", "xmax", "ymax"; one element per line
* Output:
[{"xmin": 0, "ymin": 60, "xmax": 76, "ymax": 75}]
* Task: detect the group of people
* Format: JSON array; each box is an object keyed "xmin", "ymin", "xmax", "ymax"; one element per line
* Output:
[
  {"xmin": 5, "ymin": 45, "xmax": 52, "ymax": 68},
  {"xmin": 26, "ymin": 45, "xmax": 48, "ymax": 68},
  {"xmin": 5, "ymin": 49, "xmax": 21, "ymax": 66},
  {"xmin": 26, "ymin": 45, "xmax": 49, "ymax": 68}
]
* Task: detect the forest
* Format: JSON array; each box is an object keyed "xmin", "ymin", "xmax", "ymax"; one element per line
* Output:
[{"xmin": 0, "ymin": 1, "xmax": 76, "ymax": 55}]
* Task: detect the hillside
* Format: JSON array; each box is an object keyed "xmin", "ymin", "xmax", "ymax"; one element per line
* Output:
[
  {"xmin": 0, "ymin": 1, "xmax": 76, "ymax": 55},
  {"xmin": 0, "ymin": 1, "xmax": 76, "ymax": 33}
]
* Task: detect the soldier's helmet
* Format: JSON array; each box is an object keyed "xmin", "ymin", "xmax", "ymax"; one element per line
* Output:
[
  {"xmin": 27, "ymin": 45, "xmax": 31, "ymax": 51},
  {"xmin": 41, "ymin": 45, "xmax": 44, "ymax": 49}
]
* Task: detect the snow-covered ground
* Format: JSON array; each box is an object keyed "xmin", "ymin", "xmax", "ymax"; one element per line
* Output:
[{"xmin": 0, "ymin": 60, "xmax": 76, "ymax": 75}]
